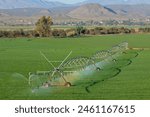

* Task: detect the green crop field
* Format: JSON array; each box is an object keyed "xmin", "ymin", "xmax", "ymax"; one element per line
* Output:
[{"xmin": 0, "ymin": 34, "xmax": 150, "ymax": 100}]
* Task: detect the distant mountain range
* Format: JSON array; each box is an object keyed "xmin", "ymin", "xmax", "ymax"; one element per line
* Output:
[
  {"xmin": 0, "ymin": 0, "xmax": 150, "ymax": 25},
  {"xmin": 68, "ymin": 3, "xmax": 150, "ymax": 20},
  {"xmin": 0, "ymin": 0, "xmax": 66, "ymax": 9},
  {"xmin": 67, "ymin": 4, "xmax": 117, "ymax": 20},
  {"xmin": 107, "ymin": 4, "xmax": 150, "ymax": 18},
  {"xmin": 1, "ymin": 3, "xmax": 150, "ymax": 21},
  {"xmin": 0, "ymin": 0, "xmax": 150, "ymax": 9},
  {"xmin": 80, "ymin": 0, "xmax": 150, "ymax": 5}
]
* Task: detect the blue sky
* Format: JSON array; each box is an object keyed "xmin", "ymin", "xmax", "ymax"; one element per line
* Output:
[
  {"xmin": 46, "ymin": 0, "xmax": 150, "ymax": 4},
  {"xmin": 47, "ymin": 0, "xmax": 85, "ymax": 4}
]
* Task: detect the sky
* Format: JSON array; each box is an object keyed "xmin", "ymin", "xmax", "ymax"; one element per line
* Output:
[
  {"xmin": 47, "ymin": 0, "xmax": 85, "ymax": 4},
  {"xmin": 46, "ymin": 0, "xmax": 150, "ymax": 4}
]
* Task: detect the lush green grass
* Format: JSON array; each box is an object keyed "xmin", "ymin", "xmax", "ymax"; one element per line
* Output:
[{"xmin": 0, "ymin": 34, "xmax": 150, "ymax": 100}]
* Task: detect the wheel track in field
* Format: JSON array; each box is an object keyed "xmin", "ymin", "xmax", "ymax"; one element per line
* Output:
[
  {"xmin": 85, "ymin": 68, "xmax": 121, "ymax": 93},
  {"xmin": 85, "ymin": 50, "xmax": 140, "ymax": 93}
]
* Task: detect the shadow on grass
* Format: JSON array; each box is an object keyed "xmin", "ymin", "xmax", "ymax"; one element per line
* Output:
[{"xmin": 0, "ymin": 49, "xmax": 7, "ymax": 52}]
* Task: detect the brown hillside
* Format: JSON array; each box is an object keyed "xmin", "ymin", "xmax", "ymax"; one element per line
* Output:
[{"xmin": 67, "ymin": 3, "xmax": 117, "ymax": 20}]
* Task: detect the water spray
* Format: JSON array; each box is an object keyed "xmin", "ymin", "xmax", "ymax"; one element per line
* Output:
[{"xmin": 28, "ymin": 42, "xmax": 129, "ymax": 91}]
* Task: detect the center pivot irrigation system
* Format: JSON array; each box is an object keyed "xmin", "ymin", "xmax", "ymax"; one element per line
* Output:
[{"xmin": 28, "ymin": 42, "xmax": 128, "ymax": 89}]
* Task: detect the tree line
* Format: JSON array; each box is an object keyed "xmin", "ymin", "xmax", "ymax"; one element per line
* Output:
[{"xmin": 0, "ymin": 16, "xmax": 150, "ymax": 38}]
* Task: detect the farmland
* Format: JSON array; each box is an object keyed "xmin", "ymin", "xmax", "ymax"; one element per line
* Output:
[{"xmin": 0, "ymin": 34, "xmax": 150, "ymax": 100}]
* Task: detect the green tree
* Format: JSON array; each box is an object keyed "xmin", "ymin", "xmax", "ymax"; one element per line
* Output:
[
  {"xmin": 35, "ymin": 16, "xmax": 53, "ymax": 37},
  {"xmin": 76, "ymin": 26, "xmax": 84, "ymax": 36}
]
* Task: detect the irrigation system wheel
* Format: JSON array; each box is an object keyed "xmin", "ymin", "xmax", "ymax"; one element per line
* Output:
[
  {"xmin": 96, "ymin": 67, "xmax": 101, "ymax": 71},
  {"xmin": 64, "ymin": 82, "xmax": 72, "ymax": 87}
]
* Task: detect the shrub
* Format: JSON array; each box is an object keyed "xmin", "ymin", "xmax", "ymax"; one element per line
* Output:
[
  {"xmin": 66, "ymin": 29, "xmax": 77, "ymax": 37},
  {"xmin": 52, "ymin": 29, "xmax": 66, "ymax": 38}
]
